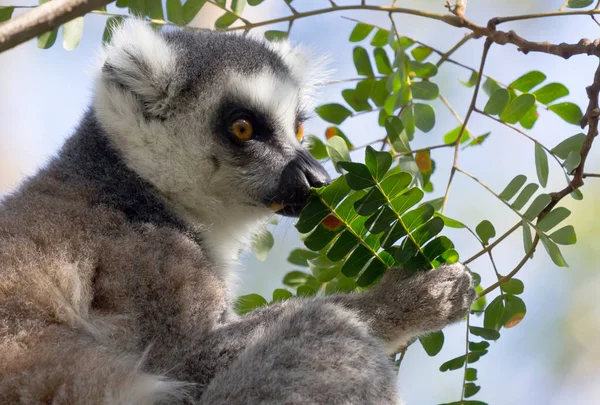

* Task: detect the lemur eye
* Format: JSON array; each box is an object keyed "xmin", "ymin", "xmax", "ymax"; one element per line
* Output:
[
  {"xmin": 296, "ymin": 124, "xmax": 304, "ymax": 141},
  {"xmin": 232, "ymin": 119, "xmax": 253, "ymax": 141}
]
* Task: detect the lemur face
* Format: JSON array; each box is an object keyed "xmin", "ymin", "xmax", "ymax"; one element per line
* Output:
[{"xmin": 94, "ymin": 20, "xmax": 330, "ymax": 222}]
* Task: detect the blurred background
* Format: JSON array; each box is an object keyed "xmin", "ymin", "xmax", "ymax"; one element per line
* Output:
[{"xmin": 1, "ymin": 0, "xmax": 599, "ymax": 403}]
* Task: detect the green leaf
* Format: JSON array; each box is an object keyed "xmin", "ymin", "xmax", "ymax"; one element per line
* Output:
[
  {"xmin": 519, "ymin": 105, "xmax": 539, "ymax": 129},
  {"xmin": 500, "ymin": 94, "xmax": 536, "ymax": 124},
  {"xmin": 511, "ymin": 183, "xmax": 539, "ymax": 210},
  {"xmin": 419, "ymin": 331, "xmax": 444, "ymax": 356},
  {"xmin": 538, "ymin": 207, "xmax": 571, "ymax": 232},
  {"xmin": 349, "ymin": 22, "xmax": 374, "ymax": 42},
  {"xmin": 316, "ymin": 104, "xmax": 352, "ymax": 125},
  {"xmin": 549, "ymin": 102, "xmax": 583, "ymax": 125},
  {"xmin": 412, "ymin": 81, "xmax": 439, "ymax": 100},
  {"xmin": 435, "ymin": 213, "xmax": 465, "ymax": 228},
  {"xmin": 342, "ymin": 89, "xmax": 371, "ymax": 112},
  {"xmin": 411, "ymin": 217, "xmax": 444, "ymax": 246},
  {"xmin": 402, "ymin": 205, "xmax": 434, "ymax": 231},
  {"xmin": 296, "ymin": 199, "xmax": 329, "ymax": 233},
  {"xmin": 443, "ymin": 125, "xmax": 470, "ymax": 144},
  {"xmin": 483, "ymin": 78, "xmax": 501, "ymax": 97},
  {"xmin": 385, "ymin": 117, "xmax": 408, "ymax": 152},
  {"xmin": 166, "ymin": 0, "xmax": 184, "ymax": 24},
  {"xmin": 231, "ymin": 0, "xmax": 245, "ymax": 15},
  {"xmin": 550, "ymin": 225, "xmax": 577, "ymax": 245},
  {"xmin": 523, "ymin": 194, "xmax": 551, "ymax": 220},
  {"xmin": 465, "ymin": 368, "xmax": 478, "ymax": 381},
  {"xmin": 534, "ymin": 144, "xmax": 549, "ymax": 187},
  {"xmin": 502, "ymin": 295, "xmax": 527, "ymax": 328},
  {"xmin": 341, "ymin": 245, "xmax": 373, "ymax": 277},
  {"xmin": 306, "ymin": 135, "xmax": 328, "ymax": 160},
  {"xmin": 407, "ymin": 60, "xmax": 438, "ymax": 78},
  {"xmin": 297, "ymin": 285, "xmax": 317, "ymax": 297},
  {"xmin": 147, "ymin": 0, "xmax": 165, "ymax": 19},
  {"xmin": 469, "ymin": 326, "xmax": 500, "ymax": 340},
  {"xmin": 233, "ymin": 294, "xmax": 267, "ymax": 315},
  {"xmin": 38, "ymin": 28, "xmax": 58, "ymax": 49},
  {"xmin": 411, "ymin": 45, "xmax": 433, "ymax": 61},
  {"xmin": 499, "ymin": 175, "xmax": 527, "ymax": 201},
  {"xmin": 325, "ymin": 136, "xmax": 351, "ymax": 174},
  {"xmin": 339, "ymin": 162, "xmax": 376, "ymax": 190},
  {"xmin": 215, "ymin": 12, "xmax": 238, "ymax": 29},
  {"xmin": 102, "ymin": 16, "xmax": 124, "ymax": 44},
  {"xmin": 461, "ymin": 71, "xmax": 479, "ymax": 88},
  {"xmin": 484, "ymin": 296, "xmax": 504, "ymax": 331},
  {"xmin": 272, "ymin": 288, "xmax": 293, "ymax": 302},
  {"xmin": 503, "ymin": 278, "xmax": 525, "ymax": 295},
  {"xmin": 0, "ymin": 7, "xmax": 14, "ymax": 23},
  {"xmin": 282, "ymin": 270, "xmax": 313, "ymax": 288},
  {"xmin": 522, "ymin": 220, "xmax": 533, "ymax": 255},
  {"xmin": 509, "ymin": 71, "xmax": 546, "ymax": 92},
  {"xmin": 373, "ymin": 48, "xmax": 392, "ymax": 74},
  {"xmin": 370, "ymin": 29, "xmax": 389, "ymax": 47},
  {"xmin": 264, "ymin": 30, "xmax": 288, "ymax": 42},
  {"xmin": 247, "ymin": 0, "xmax": 264, "ymax": 5},
  {"xmin": 567, "ymin": 0, "xmax": 593, "ymax": 8},
  {"xmin": 439, "ymin": 354, "xmax": 467, "ymax": 372},
  {"xmin": 476, "ymin": 220, "xmax": 496, "ymax": 245},
  {"xmin": 182, "ymin": 0, "xmax": 207, "ymax": 23},
  {"xmin": 62, "ymin": 16, "xmax": 84, "ymax": 51},
  {"xmin": 469, "ymin": 132, "xmax": 491, "ymax": 147},
  {"xmin": 469, "ymin": 341, "xmax": 490, "ymax": 351},
  {"xmin": 533, "ymin": 83, "xmax": 569, "ymax": 105},
  {"xmin": 422, "ymin": 236, "xmax": 454, "ymax": 261},
  {"xmin": 413, "ymin": 103, "xmax": 435, "ymax": 132},
  {"xmin": 563, "ymin": 150, "xmax": 581, "ymax": 173},
  {"xmin": 356, "ymin": 258, "xmax": 386, "ymax": 287},
  {"xmin": 370, "ymin": 79, "xmax": 389, "ymax": 107},
  {"xmin": 551, "ymin": 133, "xmax": 586, "ymax": 159},
  {"xmin": 353, "ymin": 47, "xmax": 374, "ymax": 77},
  {"xmin": 287, "ymin": 248, "xmax": 318, "ymax": 267},
  {"xmin": 484, "ymin": 89, "xmax": 509, "ymax": 116},
  {"xmin": 252, "ymin": 229, "xmax": 274, "ymax": 261},
  {"xmin": 327, "ymin": 230, "xmax": 359, "ymax": 261},
  {"xmin": 365, "ymin": 146, "xmax": 392, "ymax": 181},
  {"xmin": 464, "ymin": 383, "xmax": 481, "ymax": 398},
  {"xmin": 540, "ymin": 234, "xmax": 568, "ymax": 267}
]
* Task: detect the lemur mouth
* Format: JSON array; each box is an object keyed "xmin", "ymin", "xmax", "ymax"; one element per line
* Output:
[{"xmin": 269, "ymin": 202, "xmax": 304, "ymax": 218}]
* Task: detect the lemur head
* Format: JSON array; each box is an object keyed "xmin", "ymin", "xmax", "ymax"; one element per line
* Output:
[{"xmin": 93, "ymin": 20, "xmax": 330, "ymax": 229}]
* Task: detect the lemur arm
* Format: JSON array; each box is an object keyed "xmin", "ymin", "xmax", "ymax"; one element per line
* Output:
[{"xmin": 179, "ymin": 264, "xmax": 474, "ymax": 402}]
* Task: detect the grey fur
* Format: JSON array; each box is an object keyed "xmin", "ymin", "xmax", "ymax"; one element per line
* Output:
[{"xmin": 0, "ymin": 21, "xmax": 475, "ymax": 404}]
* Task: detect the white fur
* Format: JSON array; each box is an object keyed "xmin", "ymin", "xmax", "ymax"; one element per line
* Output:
[
  {"xmin": 100, "ymin": 19, "xmax": 180, "ymax": 117},
  {"xmin": 267, "ymin": 39, "xmax": 332, "ymax": 110},
  {"xmin": 93, "ymin": 22, "xmax": 323, "ymax": 289}
]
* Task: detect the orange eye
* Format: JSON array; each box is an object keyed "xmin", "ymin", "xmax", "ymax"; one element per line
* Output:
[
  {"xmin": 232, "ymin": 119, "xmax": 253, "ymax": 141},
  {"xmin": 296, "ymin": 124, "xmax": 304, "ymax": 141}
]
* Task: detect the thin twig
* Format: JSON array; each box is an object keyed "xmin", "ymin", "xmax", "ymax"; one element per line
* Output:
[
  {"xmin": 441, "ymin": 38, "xmax": 493, "ymax": 214},
  {"xmin": 464, "ymin": 221, "xmax": 521, "ymax": 265},
  {"xmin": 473, "ymin": 108, "xmax": 568, "ymax": 177},
  {"xmin": 583, "ymin": 172, "xmax": 600, "ymax": 178},
  {"xmin": 477, "ymin": 235, "xmax": 539, "ymax": 298}
]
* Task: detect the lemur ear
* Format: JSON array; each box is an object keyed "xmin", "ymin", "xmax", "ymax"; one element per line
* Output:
[{"xmin": 100, "ymin": 19, "xmax": 180, "ymax": 118}]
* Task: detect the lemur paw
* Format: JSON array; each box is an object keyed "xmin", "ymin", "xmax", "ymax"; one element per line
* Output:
[
  {"xmin": 416, "ymin": 263, "xmax": 476, "ymax": 326},
  {"xmin": 368, "ymin": 263, "xmax": 476, "ymax": 336}
]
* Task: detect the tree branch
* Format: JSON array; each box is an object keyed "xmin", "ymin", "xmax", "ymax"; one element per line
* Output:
[{"xmin": 0, "ymin": 0, "xmax": 113, "ymax": 53}]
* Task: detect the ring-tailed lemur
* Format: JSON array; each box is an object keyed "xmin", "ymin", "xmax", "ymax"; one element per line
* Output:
[{"xmin": 0, "ymin": 20, "xmax": 475, "ymax": 404}]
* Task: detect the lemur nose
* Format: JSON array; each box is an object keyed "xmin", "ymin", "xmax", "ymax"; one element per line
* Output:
[{"xmin": 297, "ymin": 148, "xmax": 331, "ymax": 189}]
